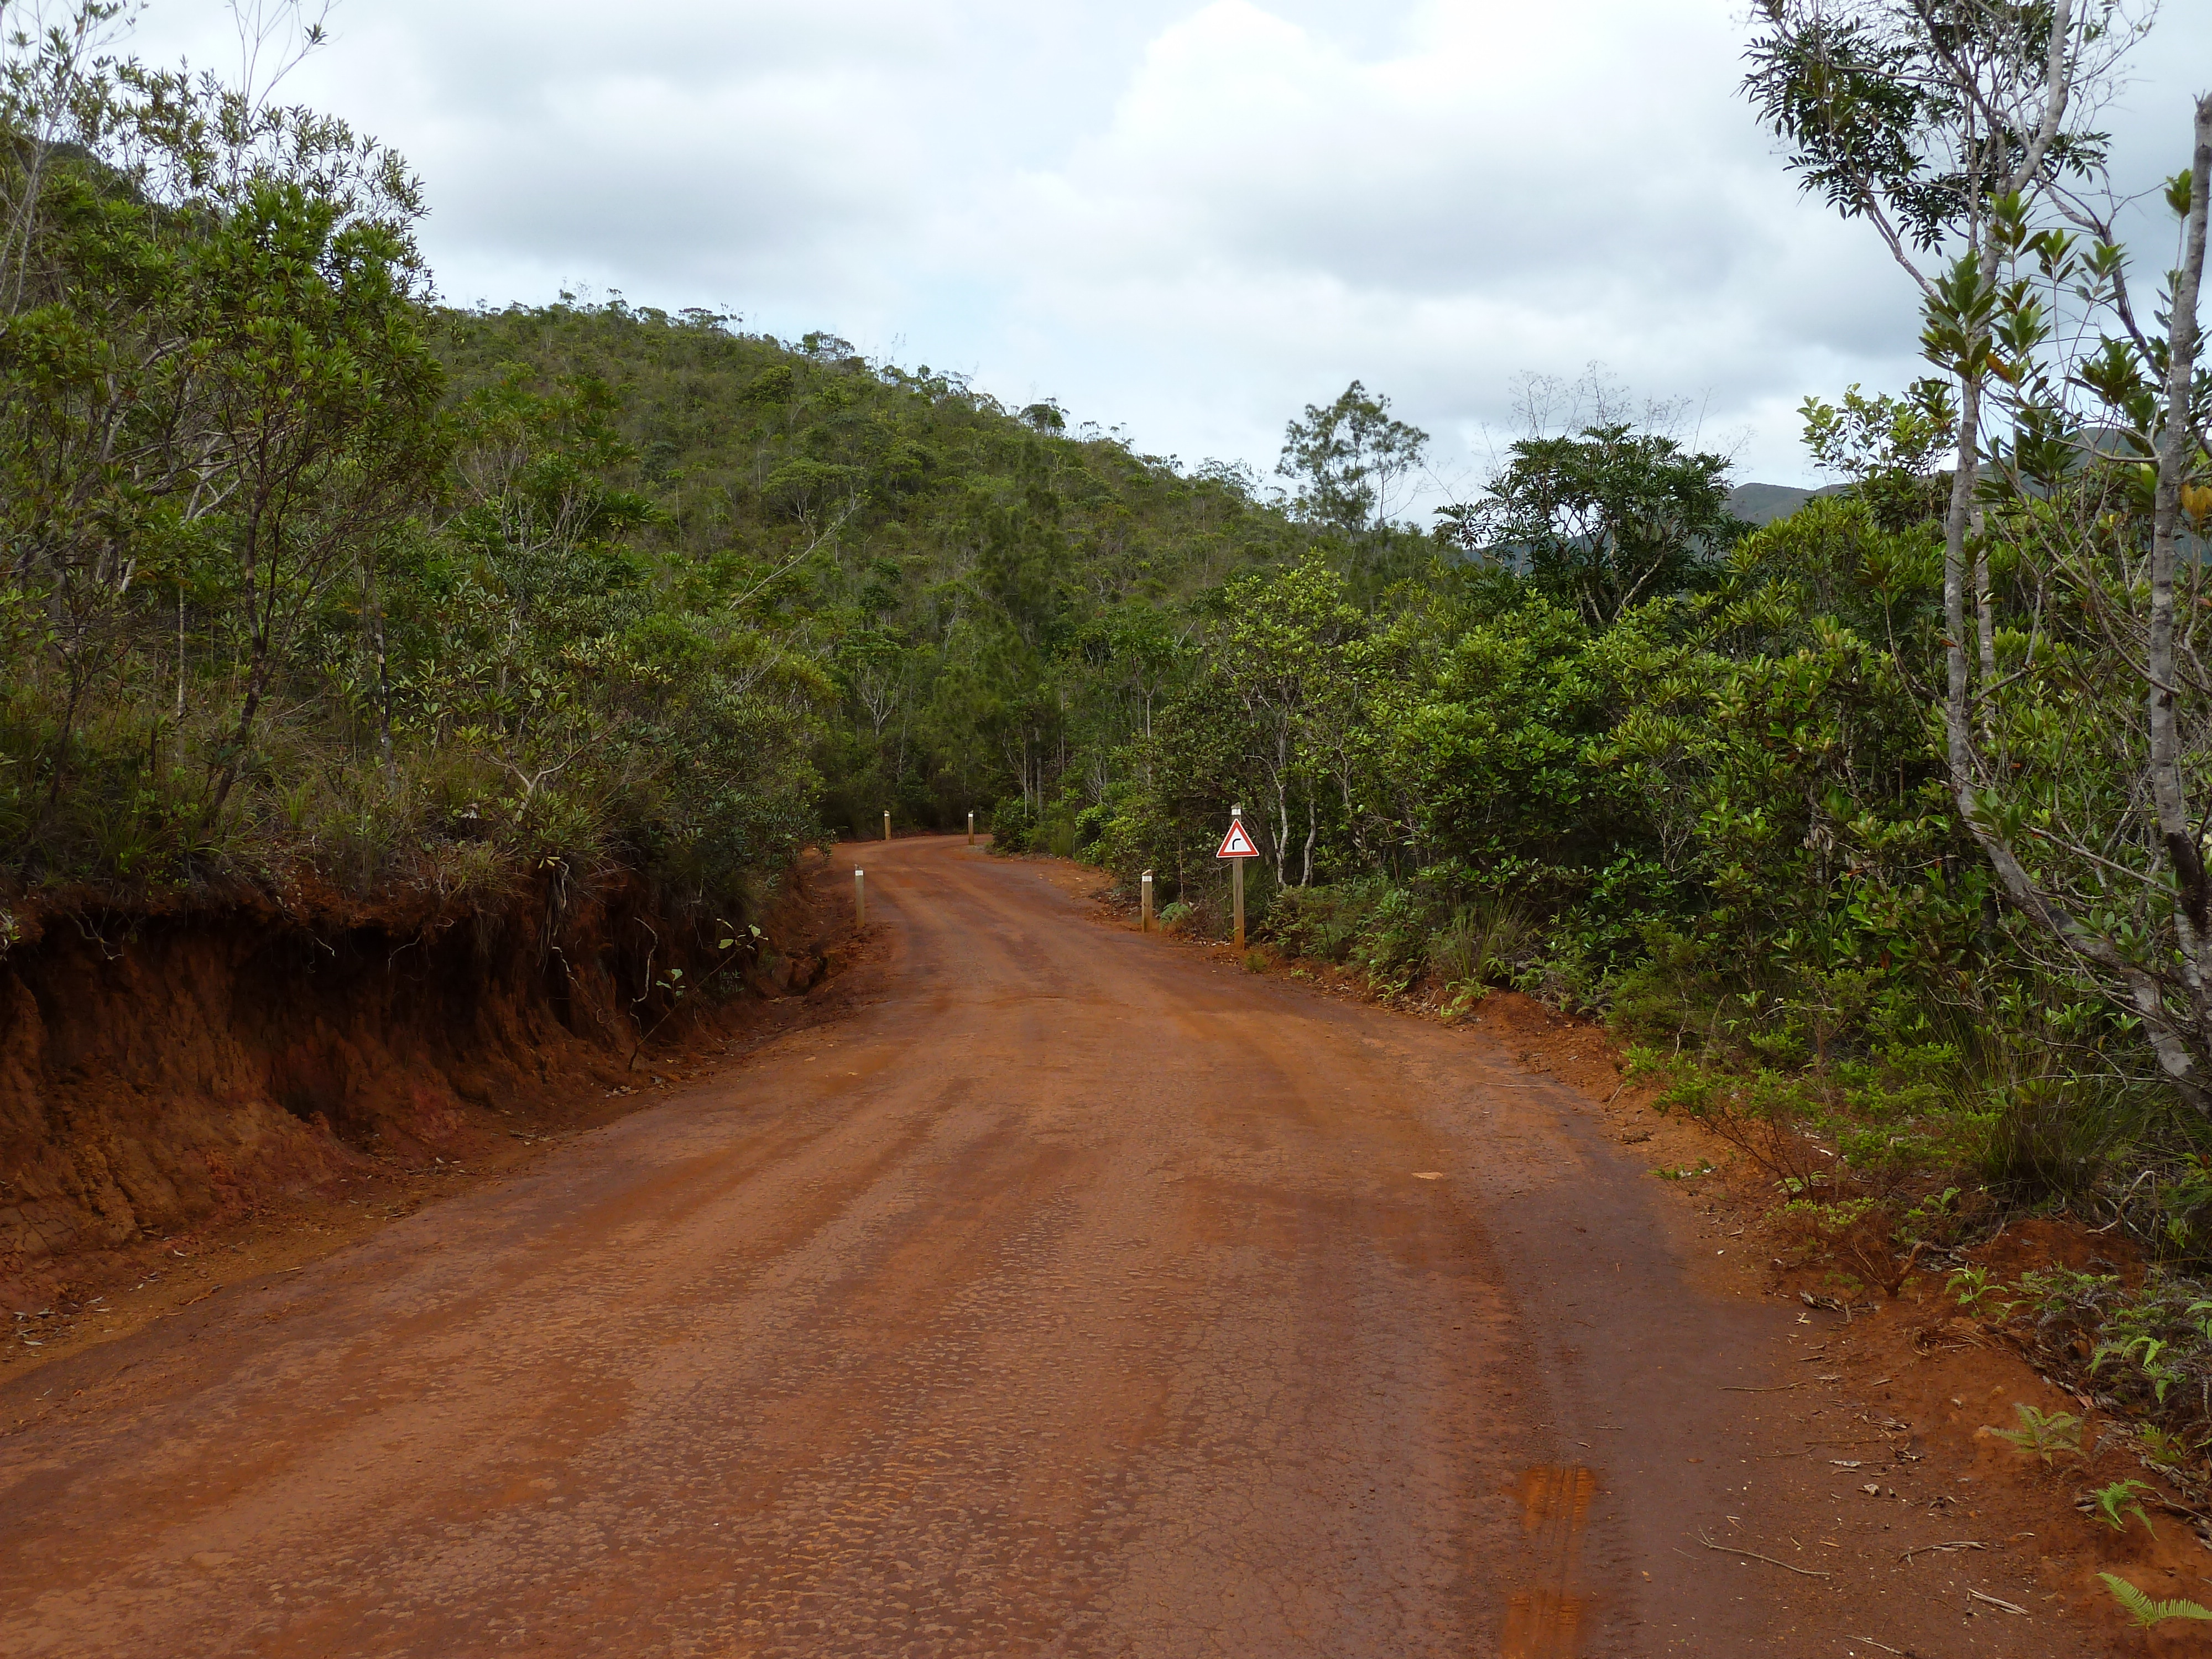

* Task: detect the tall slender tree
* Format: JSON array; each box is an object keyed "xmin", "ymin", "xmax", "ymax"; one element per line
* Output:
[{"xmin": 1746, "ymin": 0, "xmax": 2212, "ymax": 1107}]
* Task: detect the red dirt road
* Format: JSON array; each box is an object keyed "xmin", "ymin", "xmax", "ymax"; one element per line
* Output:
[{"xmin": 0, "ymin": 839, "xmax": 2104, "ymax": 1656}]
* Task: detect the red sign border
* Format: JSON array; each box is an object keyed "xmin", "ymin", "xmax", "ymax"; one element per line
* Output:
[{"xmin": 1215, "ymin": 818, "xmax": 1260, "ymax": 859}]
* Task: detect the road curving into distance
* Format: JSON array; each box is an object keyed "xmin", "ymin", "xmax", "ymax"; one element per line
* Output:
[{"xmin": 0, "ymin": 837, "xmax": 2089, "ymax": 1656}]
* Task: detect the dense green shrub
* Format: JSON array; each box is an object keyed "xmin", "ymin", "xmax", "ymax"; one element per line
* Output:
[{"xmin": 985, "ymin": 798, "xmax": 1037, "ymax": 855}]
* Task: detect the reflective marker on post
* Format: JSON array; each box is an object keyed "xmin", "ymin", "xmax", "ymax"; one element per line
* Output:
[
  {"xmin": 854, "ymin": 868, "xmax": 866, "ymax": 928},
  {"xmin": 1141, "ymin": 869, "xmax": 1153, "ymax": 932},
  {"xmin": 968, "ymin": 811, "xmax": 975, "ymax": 847}
]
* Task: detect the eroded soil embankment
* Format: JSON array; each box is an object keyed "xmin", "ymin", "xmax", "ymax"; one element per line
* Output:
[{"xmin": 0, "ymin": 864, "xmax": 846, "ymax": 1310}]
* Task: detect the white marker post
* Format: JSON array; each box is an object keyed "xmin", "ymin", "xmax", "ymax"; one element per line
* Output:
[
  {"xmin": 1140, "ymin": 869, "xmax": 1153, "ymax": 932},
  {"xmin": 1215, "ymin": 807, "xmax": 1260, "ymax": 951},
  {"xmin": 967, "ymin": 811, "xmax": 975, "ymax": 847},
  {"xmin": 854, "ymin": 868, "xmax": 866, "ymax": 928}
]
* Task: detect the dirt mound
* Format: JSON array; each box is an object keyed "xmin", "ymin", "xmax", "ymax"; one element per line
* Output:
[{"xmin": 0, "ymin": 861, "xmax": 847, "ymax": 1310}]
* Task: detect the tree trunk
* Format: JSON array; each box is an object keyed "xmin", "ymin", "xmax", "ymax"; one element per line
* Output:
[
  {"xmin": 1941, "ymin": 359, "xmax": 1983, "ymax": 807},
  {"xmin": 2146, "ymin": 96, "xmax": 2212, "ymax": 1051},
  {"xmin": 1272, "ymin": 730, "xmax": 1291, "ymax": 889}
]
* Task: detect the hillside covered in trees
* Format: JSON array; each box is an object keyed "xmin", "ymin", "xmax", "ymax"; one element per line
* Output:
[{"xmin": 2, "ymin": 252, "xmax": 1338, "ymax": 920}]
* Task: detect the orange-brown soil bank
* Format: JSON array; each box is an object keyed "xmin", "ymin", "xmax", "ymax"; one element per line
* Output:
[{"xmin": 0, "ymin": 864, "xmax": 846, "ymax": 1311}]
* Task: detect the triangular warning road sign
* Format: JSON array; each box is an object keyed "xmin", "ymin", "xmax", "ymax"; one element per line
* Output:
[{"xmin": 1215, "ymin": 816, "xmax": 1260, "ymax": 858}]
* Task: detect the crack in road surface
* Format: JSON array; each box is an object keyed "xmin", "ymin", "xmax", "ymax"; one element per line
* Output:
[{"xmin": 0, "ymin": 837, "xmax": 1918, "ymax": 1655}]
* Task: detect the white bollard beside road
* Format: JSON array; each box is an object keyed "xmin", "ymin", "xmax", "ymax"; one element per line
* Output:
[{"xmin": 854, "ymin": 868, "xmax": 866, "ymax": 928}]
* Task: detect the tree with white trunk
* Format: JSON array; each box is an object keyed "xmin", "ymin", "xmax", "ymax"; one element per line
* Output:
[{"xmin": 1746, "ymin": 0, "xmax": 2212, "ymax": 1107}]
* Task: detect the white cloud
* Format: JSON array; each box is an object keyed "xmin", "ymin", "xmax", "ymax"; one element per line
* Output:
[{"xmin": 948, "ymin": 0, "xmax": 1933, "ymax": 488}]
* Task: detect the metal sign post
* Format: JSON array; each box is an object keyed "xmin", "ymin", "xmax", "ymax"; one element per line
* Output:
[{"xmin": 1214, "ymin": 806, "xmax": 1260, "ymax": 951}]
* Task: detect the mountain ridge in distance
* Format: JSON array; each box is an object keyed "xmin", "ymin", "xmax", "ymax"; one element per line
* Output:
[{"xmin": 1726, "ymin": 481, "xmax": 1854, "ymax": 526}]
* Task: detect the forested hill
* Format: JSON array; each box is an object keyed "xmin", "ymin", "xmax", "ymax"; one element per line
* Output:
[
  {"xmin": 4, "ymin": 239, "xmax": 1369, "ymax": 929},
  {"xmin": 430, "ymin": 303, "xmax": 1349, "ymax": 842},
  {"xmin": 0, "ymin": 13, "xmax": 1781, "ymax": 937}
]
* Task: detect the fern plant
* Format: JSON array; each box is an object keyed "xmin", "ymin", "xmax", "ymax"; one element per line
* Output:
[
  {"xmin": 1947, "ymin": 1265, "xmax": 2000, "ymax": 1312},
  {"xmin": 1987, "ymin": 1402, "xmax": 2082, "ymax": 1464},
  {"xmin": 2084, "ymin": 1478, "xmax": 2156, "ymax": 1535},
  {"xmin": 2094, "ymin": 1329, "xmax": 2185, "ymax": 1404},
  {"xmin": 2135, "ymin": 1423, "xmax": 2196, "ymax": 1468},
  {"xmin": 2100, "ymin": 1573, "xmax": 2212, "ymax": 1628}
]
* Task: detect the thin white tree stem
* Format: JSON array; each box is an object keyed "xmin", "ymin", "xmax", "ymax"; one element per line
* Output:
[{"xmin": 2145, "ymin": 95, "xmax": 2212, "ymax": 1046}]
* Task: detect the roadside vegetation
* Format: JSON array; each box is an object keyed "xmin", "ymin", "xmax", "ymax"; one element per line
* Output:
[
  {"xmin": 0, "ymin": 1, "xmax": 1319, "ymax": 948},
  {"xmin": 7, "ymin": 0, "xmax": 2212, "ymax": 1519}
]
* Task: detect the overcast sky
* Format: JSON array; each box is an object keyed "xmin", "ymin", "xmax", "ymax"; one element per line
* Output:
[{"xmin": 129, "ymin": 0, "xmax": 2212, "ymax": 500}]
